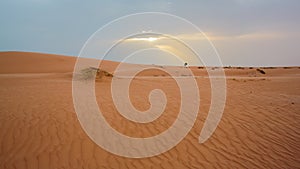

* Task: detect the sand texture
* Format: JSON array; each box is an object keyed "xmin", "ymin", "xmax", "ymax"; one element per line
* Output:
[{"xmin": 0, "ymin": 51, "xmax": 299, "ymax": 169}]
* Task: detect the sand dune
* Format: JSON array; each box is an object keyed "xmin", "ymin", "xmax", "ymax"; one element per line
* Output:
[{"xmin": 0, "ymin": 51, "xmax": 299, "ymax": 168}]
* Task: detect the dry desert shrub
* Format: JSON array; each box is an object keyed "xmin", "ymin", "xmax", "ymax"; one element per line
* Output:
[
  {"xmin": 78, "ymin": 67, "xmax": 113, "ymax": 80},
  {"xmin": 256, "ymin": 68, "xmax": 266, "ymax": 74}
]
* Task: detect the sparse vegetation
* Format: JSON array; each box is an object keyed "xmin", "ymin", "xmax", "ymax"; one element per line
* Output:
[
  {"xmin": 79, "ymin": 67, "xmax": 113, "ymax": 80},
  {"xmin": 256, "ymin": 68, "xmax": 266, "ymax": 74}
]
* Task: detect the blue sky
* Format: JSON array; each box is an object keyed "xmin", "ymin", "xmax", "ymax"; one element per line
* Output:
[{"xmin": 0, "ymin": 0, "xmax": 299, "ymax": 66}]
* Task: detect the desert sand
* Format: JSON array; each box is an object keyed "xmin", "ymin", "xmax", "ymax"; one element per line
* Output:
[{"xmin": 0, "ymin": 51, "xmax": 299, "ymax": 169}]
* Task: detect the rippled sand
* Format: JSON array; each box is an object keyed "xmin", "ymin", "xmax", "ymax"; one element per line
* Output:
[{"xmin": 0, "ymin": 51, "xmax": 299, "ymax": 169}]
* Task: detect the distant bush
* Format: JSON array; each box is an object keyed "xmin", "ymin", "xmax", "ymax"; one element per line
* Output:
[{"xmin": 256, "ymin": 68, "xmax": 266, "ymax": 74}]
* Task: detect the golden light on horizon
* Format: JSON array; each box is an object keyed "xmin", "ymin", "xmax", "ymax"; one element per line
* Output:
[
  {"xmin": 125, "ymin": 36, "xmax": 160, "ymax": 42},
  {"xmin": 147, "ymin": 37, "xmax": 158, "ymax": 42}
]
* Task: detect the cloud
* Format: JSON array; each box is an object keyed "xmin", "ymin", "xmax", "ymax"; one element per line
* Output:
[
  {"xmin": 236, "ymin": 32, "xmax": 286, "ymax": 40},
  {"xmin": 175, "ymin": 31, "xmax": 293, "ymax": 42}
]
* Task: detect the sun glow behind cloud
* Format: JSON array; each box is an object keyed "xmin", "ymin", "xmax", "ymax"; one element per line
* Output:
[
  {"xmin": 123, "ymin": 31, "xmax": 287, "ymax": 45},
  {"xmin": 105, "ymin": 33, "xmax": 204, "ymax": 66},
  {"xmin": 125, "ymin": 37, "xmax": 161, "ymax": 42}
]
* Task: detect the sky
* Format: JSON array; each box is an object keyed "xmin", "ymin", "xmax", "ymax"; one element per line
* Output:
[{"xmin": 0, "ymin": 0, "xmax": 299, "ymax": 66}]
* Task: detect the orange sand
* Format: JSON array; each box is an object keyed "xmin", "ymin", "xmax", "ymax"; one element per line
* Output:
[{"xmin": 0, "ymin": 51, "xmax": 299, "ymax": 168}]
